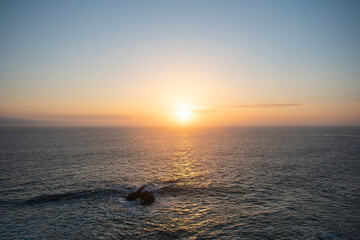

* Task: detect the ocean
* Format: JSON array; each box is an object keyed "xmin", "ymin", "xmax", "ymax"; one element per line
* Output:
[{"xmin": 0, "ymin": 127, "xmax": 359, "ymax": 239}]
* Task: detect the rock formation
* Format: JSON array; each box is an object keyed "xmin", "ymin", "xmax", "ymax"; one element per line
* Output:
[{"xmin": 126, "ymin": 186, "xmax": 155, "ymax": 204}]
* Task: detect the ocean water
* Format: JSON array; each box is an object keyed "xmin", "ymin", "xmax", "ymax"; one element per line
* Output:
[{"xmin": 0, "ymin": 127, "xmax": 359, "ymax": 239}]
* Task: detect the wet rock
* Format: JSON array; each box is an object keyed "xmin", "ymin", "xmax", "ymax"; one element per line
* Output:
[
  {"xmin": 126, "ymin": 191, "xmax": 140, "ymax": 201},
  {"xmin": 126, "ymin": 186, "xmax": 155, "ymax": 204},
  {"xmin": 140, "ymin": 191, "xmax": 155, "ymax": 205},
  {"xmin": 126, "ymin": 186, "xmax": 144, "ymax": 201}
]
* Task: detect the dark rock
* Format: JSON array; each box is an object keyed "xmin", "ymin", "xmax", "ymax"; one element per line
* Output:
[
  {"xmin": 126, "ymin": 186, "xmax": 155, "ymax": 204},
  {"xmin": 140, "ymin": 191, "xmax": 155, "ymax": 205},
  {"xmin": 126, "ymin": 192, "xmax": 139, "ymax": 201},
  {"xmin": 126, "ymin": 186, "xmax": 144, "ymax": 201}
]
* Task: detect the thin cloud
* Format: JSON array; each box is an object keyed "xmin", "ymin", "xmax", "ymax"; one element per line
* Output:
[
  {"xmin": 43, "ymin": 114, "xmax": 134, "ymax": 121},
  {"xmin": 0, "ymin": 116, "xmax": 48, "ymax": 126},
  {"xmin": 14, "ymin": 99, "xmax": 38, "ymax": 103},
  {"xmin": 216, "ymin": 103, "xmax": 303, "ymax": 109},
  {"xmin": 189, "ymin": 103, "xmax": 303, "ymax": 113}
]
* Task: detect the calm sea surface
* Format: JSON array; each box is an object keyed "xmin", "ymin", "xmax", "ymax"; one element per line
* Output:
[{"xmin": 0, "ymin": 127, "xmax": 359, "ymax": 239}]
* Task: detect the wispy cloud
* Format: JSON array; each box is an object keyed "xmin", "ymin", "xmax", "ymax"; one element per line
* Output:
[
  {"xmin": 14, "ymin": 99, "xmax": 38, "ymax": 103},
  {"xmin": 189, "ymin": 103, "xmax": 302, "ymax": 111},
  {"xmin": 187, "ymin": 103, "xmax": 303, "ymax": 114},
  {"xmin": 0, "ymin": 116, "xmax": 48, "ymax": 126},
  {"xmin": 43, "ymin": 114, "xmax": 134, "ymax": 121},
  {"xmin": 216, "ymin": 103, "xmax": 303, "ymax": 109}
]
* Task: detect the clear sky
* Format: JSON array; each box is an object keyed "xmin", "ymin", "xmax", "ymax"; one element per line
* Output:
[{"xmin": 0, "ymin": 0, "xmax": 359, "ymax": 126}]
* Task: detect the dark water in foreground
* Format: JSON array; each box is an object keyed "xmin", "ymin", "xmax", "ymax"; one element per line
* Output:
[{"xmin": 0, "ymin": 127, "xmax": 359, "ymax": 239}]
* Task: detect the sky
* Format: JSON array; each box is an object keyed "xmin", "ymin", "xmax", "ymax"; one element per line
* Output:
[{"xmin": 0, "ymin": 0, "xmax": 359, "ymax": 126}]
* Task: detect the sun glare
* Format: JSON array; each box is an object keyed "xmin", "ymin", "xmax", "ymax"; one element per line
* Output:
[{"xmin": 175, "ymin": 108, "xmax": 193, "ymax": 121}]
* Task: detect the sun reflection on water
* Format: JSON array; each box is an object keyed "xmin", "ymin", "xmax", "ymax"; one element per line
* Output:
[
  {"xmin": 168, "ymin": 137, "xmax": 206, "ymax": 187},
  {"xmin": 143, "ymin": 131, "xmax": 218, "ymax": 237},
  {"xmin": 156, "ymin": 137, "xmax": 215, "ymax": 236}
]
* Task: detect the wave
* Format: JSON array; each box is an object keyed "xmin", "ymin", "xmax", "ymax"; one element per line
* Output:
[
  {"xmin": 1, "ymin": 183, "xmax": 195, "ymax": 207},
  {"xmin": 121, "ymin": 182, "xmax": 197, "ymax": 197},
  {"xmin": 0, "ymin": 188, "xmax": 123, "ymax": 207},
  {"xmin": 1, "ymin": 181, "xmax": 233, "ymax": 207},
  {"xmin": 24, "ymin": 189, "xmax": 121, "ymax": 205},
  {"xmin": 128, "ymin": 181, "xmax": 244, "ymax": 198}
]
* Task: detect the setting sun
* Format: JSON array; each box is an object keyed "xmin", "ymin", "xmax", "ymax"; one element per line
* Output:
[{"xmin": 175, "ymin": 108, "xmax": 193, "ymax": 121}]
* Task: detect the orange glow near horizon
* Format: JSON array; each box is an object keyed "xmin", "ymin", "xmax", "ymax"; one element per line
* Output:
[
  {"xmin": 1, "ymin": 101, "xmax": 359, "ymax": 127},
  {"xmin": 175, "ymin": 108, "xmax": 193, "ymax": 122}
]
